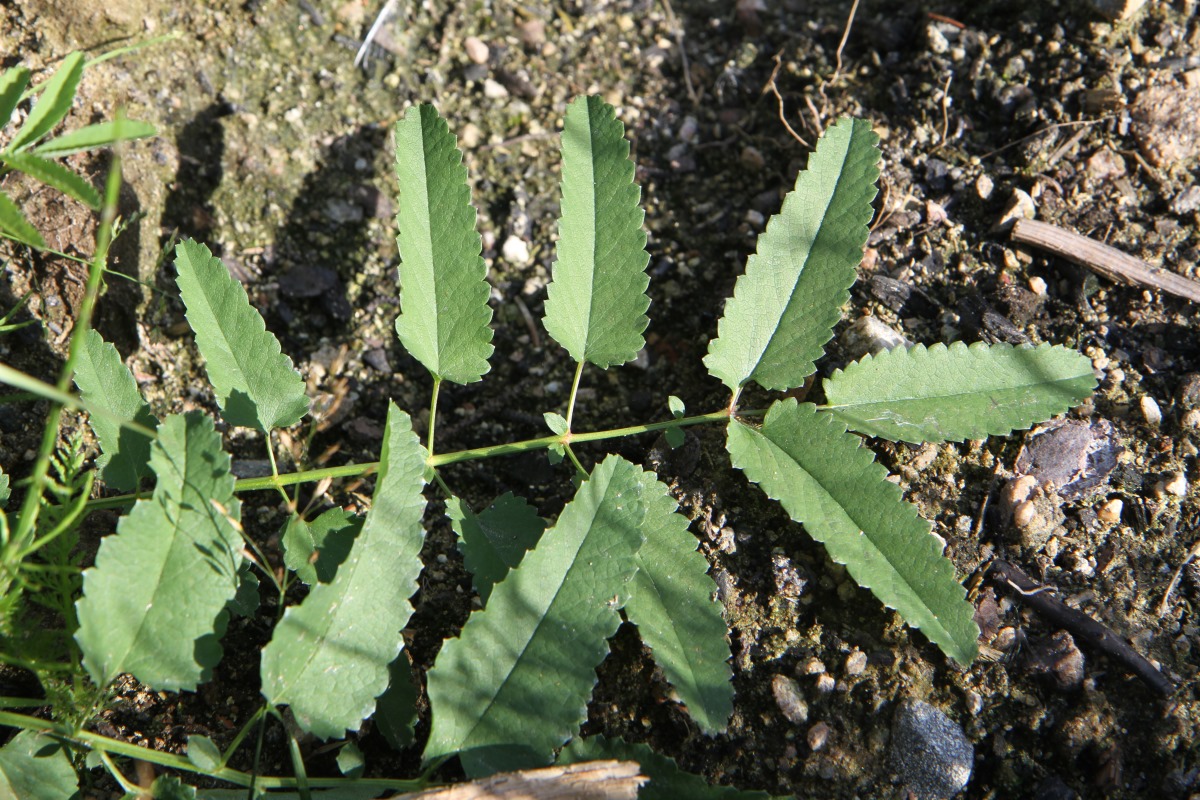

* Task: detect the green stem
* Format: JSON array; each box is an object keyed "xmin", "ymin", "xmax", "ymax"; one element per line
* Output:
[
  {"xmin": 564, "ymin": 360, "xmax": 585, "ymax": 431},
  {"xmin": 98, "ymin": 750, "xmax": 142, "ymax": 794},
  {"xmin": 564, "ymin": 445, "xmax": 589, "ymax": 480},
  {"xmin": 263, "ymin": 431, "xmax": 293, "ymax": 507},
  {"xmin": 427, "ymin": 377, "xmax": 442, "ymax": 458}
]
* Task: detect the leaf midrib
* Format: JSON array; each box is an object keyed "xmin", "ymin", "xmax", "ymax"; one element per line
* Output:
[{"xmin": 825, "ymin": 372, "xmax": 1091, "ymax": 411}]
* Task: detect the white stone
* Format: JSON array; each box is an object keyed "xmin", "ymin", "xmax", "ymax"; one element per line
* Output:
[
  {"xmin": 502, "ymin": 235, "xmax": 530, "ymax": 264},
  {"xmin": 1141, "ymin": 395, "xmax": 1162, "ymax": 425}
]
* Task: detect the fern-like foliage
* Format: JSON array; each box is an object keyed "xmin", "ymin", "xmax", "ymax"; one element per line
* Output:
[
  {"xmin": 394, "ymin": 104, "xmax": 494, "ymax": 384},
  {"xmin": 824, "ymin": 341, "xmax": 1098, "ymax": 443},
  {"xmin": 75, "ymin": 413, "xmax": 244, "ymax": 690},
  {"xmin": 175, "ymin": 240, "xmax": 310, "ymax": 433},
  {"xmin": 727, "ymin": 400, "xmax": 978, "ymax": 664},
  {"xmin": 704, "ymin": 118, "xmax": 880, "ymax": 393},
  {"xmin": 543, "ymin": 95, "xmax": 650, "ymax": 369},
  {"xmin": 261, "ymin": 403, "xmax": 428, "ymax": 739}
]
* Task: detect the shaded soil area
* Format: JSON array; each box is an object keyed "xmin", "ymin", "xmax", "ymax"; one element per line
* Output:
[{"xmin": 2, "ymin": 0, "xmax": 1199, "ymax": 797}]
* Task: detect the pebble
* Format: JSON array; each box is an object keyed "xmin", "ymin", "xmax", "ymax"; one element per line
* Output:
[
  {"xmin": 844, "ymin": 650, "xmax": 867, "ymax": 676},
  {"xmin": 501, "ymin": 235, "xmax": 530, "ymax": 265},
  {"xmin": 463, "ymin": 36, "xmax": 489, "ymax": 65},
  {"xmin": 975, "ymin": 174, "xmax": 994, "ymax": 200},
  {"xmin": 1131, "ymin": 83, "xmax": 1200, "ymax": 167},
  {"xmin": 1172, "ymin": 186, "xmax": 1200, "ymax": 216},
  {"xmin": 517, "ymin": 19, "xmax": 545, "ymax": 48},
  {"xmin": 740, "ymin": 146, "xmax": 765, "ymax": 171},
  {"xmin": 1162, "ymin": 472, "xmax": 1188, "ymax": 497},
  {"xmin": 1085, "ymin": 148, "xmax": 1126, "ymax": 180},
  {"xmin": 459, "ymin": 122, "xmax": 482, "ymax": 148},
  {"xmin": 841, "ymin": 316, "xmax": 912, "ymax": 362},
  {"xmin": 482, "ymin": 78, "xmax": 508, "ymax": 99},
  {"xmin": 890, "ymin": 699, "xmax": 974, "ymax": 800},
  {"xmin": 771, "ymin": 675, "xmax": 809, "ymax": 725},
  {"xmin": 992, "ymin": 188, "xmax": 1036, "ymax": 232},
  {"xmin": 1014, "ymin": 419, "xmax": 1121, "ymax": 499},
  {"xmin": 1028, "ymin": 276, "xmax": 1047, "ymax": 295},
  {"xmin": 1092, "ymin": 0, "xmax": 1148, "ymax": 20},
  {"xmin": 1181, "ymin": 409, "xmax": 1200, "ymax": 430},
  {"xmin": 1141, "ymin": 395, "xmax": 1163, "ymax": 425},
  {"xmin": 1097, "ymin": 498, "xmax": 1123, "ymax": 525},
  {"xmin": 807, "ymin": 721, "xmax": 831, "ymax": 751},
  {"xmin": 1177, "ymin": 374, "xmax": 1200, "ymax": 409}
]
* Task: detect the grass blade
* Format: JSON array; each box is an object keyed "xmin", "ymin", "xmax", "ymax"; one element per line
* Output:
[
  {"xmin": 33, "ymin": 119, "xmax": 157, "ymax": 158},
  {"xmin": 394, "ymin": 104, "xmax": 494, "ymax": 385},
  {"xmin": 727, "ymin": 399, "xmax": 978, "ymax": 665},
  {"xmin": 174, "ymin": 239, "xmax": 309, "ymax": 432},
  {"xmin": 9, "ymin": 53, "xmax": 84, "ymax": 152},
  {"xmin": 72, "ymin": 329, "xmax": 159, "ymax": 491},
  {"xmin": 705, "ymin": 118, "xmax": 880, "ymax": 394},
  {"xmin": 261, "ymin": 403, "xmax": 427, "ymax": 739},
  {"xmin": 74, "ymin": 413, "xmax": 244, "ymax": 690},
  {"xmin": 543, "ymin": 95, "xmax": 650, "ymax": 369},
  {"xmin": 824, "ymin": 342, "xmax": 1098, "ymax": 443}
]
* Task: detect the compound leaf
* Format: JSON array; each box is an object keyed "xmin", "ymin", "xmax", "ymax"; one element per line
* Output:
[
  {"xmin": 261, "ymin": 403, "xmax": 427, "ymax": 739},
  {"xmin": 423, "ymin": 455, "xmax": 648, "ymax": 773},
  {"xmin": 73, "ymin": 329, "xmax": 159, "ymax": 491},
  {"xmin": 9, "ymin": 52, "xmax": 84, "ymax": 152},
  {"xmin": 449, "ymin": 492, "xmax": 546, "ymax": 604},
  {"xmin": 559, "ymin": 735, "xmax": 770, "ymax": 800},
  {"xmin": 824, "ymin": 342, "xmax": 1098, "ymax": 443},
  {"xmin": 0, "ymin": 189, "xmax": 45, "ymax": 248},
  {"xmin": 726, "ymin": 399, "xmax": 978, "ymax": 665},
  {"xmin": 0, "ymin": 151, "xmax": 101, "ymax": 209},
  {"xmin": 0, "ymin": 67, "xmax": 31, "ymax": 132},
  {"xmin": 281, "ymin": 507, "xmax": 362, "ymax": 586},
  {"xmin": 0, "ymin": 731, "xmax": 78, "ymax": 800},
  {"xmin": 34, "ymin": 119, "xmax": 157, "ymax": 158},
  {"xmin": 704, "ymin": 118, "xmax": 880, "ymax": 393},
  {"xmin": 175, "ymin": 239, "xmax": 309, "ymax": 432},
  {"xmin": 394, "ymin": 104, "xmax": 494, "ymax": 385},
  {"xmin": 75, "ymin": 412, "xmax": 243, "ymax": 690},
  {"xmin": 543, "ymin": 95, "xmax": 650, "ymax": 369},
  {"xmin": 624, "ymin": 479, "xmax": 732, "ymax": 734}
]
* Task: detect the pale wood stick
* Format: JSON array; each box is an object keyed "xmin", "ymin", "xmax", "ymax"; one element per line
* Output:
[
  {"xmin": 1010, "ymin": 218, "xmax": 1200, "ymax": 303},
  {"xmin": 384, "ymin": 760, "xmax": 646, "ymax": 800}
]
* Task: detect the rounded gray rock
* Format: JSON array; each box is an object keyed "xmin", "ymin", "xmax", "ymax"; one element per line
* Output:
[{"xmin": 890, "ymin": 699, "xmax": 973, "ymax": 799}]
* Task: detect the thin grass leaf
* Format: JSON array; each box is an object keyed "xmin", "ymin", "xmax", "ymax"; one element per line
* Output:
[
  {"xmin": 704, "ymin": 118, "xmax": 880, "ymax": 393},
  {"xmin": 0, "ymin": 190, "xmax": 45, "ymax": 248},
  {"xmin": 261, "ymin": 403, "xmax": 427, "ymax": 739},
  {"xmin": 823, "ymin": 342, "xmax": 1098, "ymax": 443},
  {"xmin": 0, "ymin": 731, "xmax": 79, "ymax": 800},
  {"xmin": 174, "ymin": 239, "xmax": 309, "ymax": 432},
  {"xmin": 394, "ymin": 104, "xmax": 494, "ymax": 384},
  {"xmin": 449, "ymin": 492, "xmax": 546, "ymax": 604},
  {"xmin": 74, "ymin": 412, "xmax": 244, "ymax": 690},
  {"xmin": 281, "ymin": 507, "xmax": 362, "ymax": 585},
  {"xmin": 423, "ymin": 454, "xmax": 649, "ymax": 776},
  {"xmin": 33, "ymin": 119, "xmax": 156, "ymax": 157},
  {"xmin": 624, "ymin": 478, "xmax": 732, "ymax": 734},
  {"xmin": 543, "ymin": 95, "xmax": 650, "ymax": 369},
  {"xmin": 559, "ymin": 735, "xmax": 771, "ymax": 800},
  {"xmin": 0, "ymin": 467, "xmax": 9, "ymax": 508},
  {"xmin": 0, "ymin": 152, "xmax": 101, "ymax": 209},
  {"xmin": 727, "ymin": 399, "xmax": 978, "ymax": 664},
  {"xmin": 73, "ymin": 329, "xmax": 158, "ymax": 491},
  {"xmin": 9, "ymin": 53, "xmax": 84, "ymax": 152},
  {"xmin": 0, "ymin": 67, "xmax": 31, "ymax": 131}
]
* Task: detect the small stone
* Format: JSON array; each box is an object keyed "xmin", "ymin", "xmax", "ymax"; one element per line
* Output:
[
  {"xmin": 740, "ymin": 146, "xmax": 765, "ymax": 171},
  {"xmin": 482, "ymin": 78, "xmax": 508, "ymax": 99},
  {"xmin": 517, "ymin": 19, "xmax": 545, "ymax": 47},
  {"xmin": 841, "ymin": 316, "xmax": 912, "ymax": 361},
  {"xmin": 1028, "ymin": 276, "xmax": 1047, "ymax": 295},
  {"xmin": 890, "ymin": 699, "xmax": 974, "ymax": 800},
  {"xmin": 1131, "ymin": 83, "xmax": 1200, "ymax": 168},
  {"xmin": 803, "ymin": 658, "xmax": 826, "ymax": 675},
  {"xmin": 1177, "ymin": 374, "xmax": 1200, "ymax": 409},
  {"xmin": 363, "ymin": 348, "xmax": 391, "ymax": 373},
  {"xmin": 1181, "ymin": 409, "xmax": 1200, "ymax": 430},
  {"xmin": 975, "ymin": 174, "xmax": 994, "ymax": 200},
  {"xmin": 992, "ymin": 188, "xmax": 1035, "ymax": 232},
  {"xmin": 501, "ymin": 235, "xmax": 530, "ymax": 265},
  {"xmin": 459, "ymin": 122, "xmax": 483, "ymax": 148},
  {"xmin": 844, "ymin": 650, "xmax": 868, "ymax": 676},
  {"xmin": 1085, "ymin": 148, "xmax": 1126, "ymax": 180},
  {"xmin": 1027, "ymin": 631, "xmax": 1085, "ymax": 690},
  {"xmin": 815, "ymin": 674, "xmax": 836, "ymax": 693},
  {"xmin": 771, "ymin": 675, "xmax": 809, "ymax": 725},
  {"xmin": 1141, "ymin": 396, "xmax": 1163, "ymax": 425},
  {"xmin": 807, "ymin": 721, "xmax": 831, "ymax": 751},
  {"xmin": 1097, "ymin": 498, "xmax": 1123, "ymax": 525},
  {"xmin": 1012, "ymin": 500, "xmax": 1038, "ymax": 530},
  {"xmin": 1092, "ymin": 0, "xmax": 1148, "ymax": 20},
  {"xmin": 463, "ymin": 36, "xmax": 489, "ymax": 64},
  {"xmin": 1171, "ymin": 186, "xmax": 1200, "ymax": 216},
  {"xmin": 1163, "ymin": 472, "xmax": 1188, "ymax": 497}
]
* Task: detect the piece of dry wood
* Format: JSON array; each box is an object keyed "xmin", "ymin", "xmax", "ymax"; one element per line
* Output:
[
  {"xmin": 383, "ymin": 760, "xmax": 645, "ymax": 800},
  {"xmin": 1010, "ymin": 218, "xmax": 1200, "ymax": 303}
]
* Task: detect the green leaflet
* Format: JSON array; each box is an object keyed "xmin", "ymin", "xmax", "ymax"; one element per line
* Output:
[
  {"xmin": 824, "ymin": 342, "xmax": 1098, "ymax": 443},
  {"xmin": 0, "ymin": 67, "xmax": 31, "ymax": 131},
  {"xmin": 726, "ymin": 400, "xmax": 978, "ymax": 664},
  {"xmin": 0, "ymin": 731, "xmax": 79, "ymax": 800},
  {"xmin": 33, "ymin": 119, "xmax": 157, "ymax": 158},
  {"xmin": 186, "ymin": 735, "xmax": 223, "ymax": 772},
  {"xmin": 0, "ymin": 190, "xmax": 44, "ymax": 248},
  {"xmin": 449, "ymin": 492, "xmax": 547, "ymax": 604},
  {"xmin": 423, "ymin": 455, "xmax": 648, "ymax": 774},
  {"xmin": 0, "ymin": 467, "xmax": 9, "ymax": 508},
  {"xmin": 375, "ymin": 652, "xmax": 419, "ymax": 750},
  {"xmin": 0, "ymin": 151, "xmax": 101, "ymax": 209},
  {"xmin": 624, "ymin": 475, "xmax": 732, "ymax": 734},
  {"xmin": 281, "ymin": 507, "xmax": 362, "ymax": 585},
  {"xmin": 8, "ymin": 52, "xmax": 83, "ymax": 152},
  {"xmin": 75, "ymin": 412, "xmax": 244, "ymax": 690},
  {"xmin": 261, "ymin": 403, "xmax": 427, "ymax": 740},
  {"xmin": 543, "ymin": 95, "xmax": 650, "ymax": 369},
  {"xmin": 73, "ymin": 329, "xmax": 159, "ymax": 491},
  {"xmin": 559, "ymin": 735, "xmax": 771, "ymax": 800},
  {"xmin": 175, "ymin": 240, "xmax": 310, "ymax": 432},
  {"xmin": 394, "ymin": 104, "xmax": 494, "ymax": 385},
  {"xmin": 704, "ymin": 118, "xmax": 880, "ymax": 393}
]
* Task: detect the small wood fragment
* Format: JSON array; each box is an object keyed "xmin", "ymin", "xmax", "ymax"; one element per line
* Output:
[
  {"xmin": 384, "ymin": 760, "xmax": 646, "ymax": 800},
  {"xmin": 1010, "ymin": 218, "xmax": 1200, "ymax": 303}
]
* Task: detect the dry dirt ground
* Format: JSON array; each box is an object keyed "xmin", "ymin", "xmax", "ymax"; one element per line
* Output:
[{"xmin": 2, "ymin": 0, "xmax": 1200, "ymax": 797}]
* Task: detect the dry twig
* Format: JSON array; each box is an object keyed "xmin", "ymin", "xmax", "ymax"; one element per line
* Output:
[
  {"xmin": 384, "ymin": 760, "xmax": 645, "ymax": 800},
  {"xmin": 762, "ymin": 53, "xmax": 811, "ymax": 147}
]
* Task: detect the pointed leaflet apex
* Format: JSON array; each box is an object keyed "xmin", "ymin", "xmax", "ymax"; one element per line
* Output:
[
  {"xmin": 394, "ymin": 104, "xmax": 494, "ymax": 384},
  {"xmin": 543, "ymin": 95, "xmax": 650, "ymax": 368},
  {"xmin": 705, "ymin": 118, "xmax": 880, "ymax": 393},
  {"xmin": 726, "ymin": 399, "xmax": 978, "ymax": 665},
  {"xmin": 261, "ymin": 403, "xmax": 428, "ymax": 739},
  {"xmin": 174, "ymin": 240, "xmax": 309, "ymax": 432}
]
